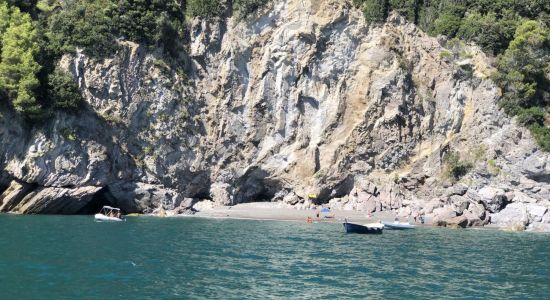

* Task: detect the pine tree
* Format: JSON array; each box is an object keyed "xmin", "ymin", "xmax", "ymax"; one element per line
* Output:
[
  {"xmin": 0, "ymin": 6, "xmax": 42, "ymax": 119},
  {"xmin": 48, "ymin": 66, "xmax": 82, "ymax": 111},
  {"xmin": 495, "ymin": 20, "xmax": 549, "ymax": 113},
  {"xmin": 362, "ymin": 0, "xmax": 390, "ymax": 23},
  {"xmin": 0, "ymin": 3, "xmax": 10, "ymax": 35}
]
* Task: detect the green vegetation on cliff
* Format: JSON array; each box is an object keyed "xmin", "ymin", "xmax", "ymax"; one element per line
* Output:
[
  {"xmin": 46, "ymin": 0, "xmax": 186, "ymax": 58},
  {"xmin": 354, "ymin": 0, "xmax": 550, "ymax": 150},
  {"xmin": 47, "ymin": 66, "xmax": 82, "ymax": 111},
  {"xmin": 0, "ymin": 2, "xmax": 43, "ymax": 119},
  {"xmin": 186, "ymin": 0, "xmax": 271, "ymax": 19},
  {"xmin": 493, "ymin": 21, "xmax": 550, "ymax": 150},
  {"xmin": 186, "ymin": 0, "xmax": 224, "ymax": 19},
  {"xmin": 233, "ymin": 0, "xmax": 271, "ymax": 19}
]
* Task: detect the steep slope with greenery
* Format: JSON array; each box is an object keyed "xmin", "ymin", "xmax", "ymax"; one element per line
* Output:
[{"xmin": 352, "ymin": 0, "xmax": 550, "ymax": 150}]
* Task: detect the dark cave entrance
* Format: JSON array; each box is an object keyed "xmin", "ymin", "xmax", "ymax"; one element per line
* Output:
[
  {"xmin": 77, "ymin": 187, "xmax": 118, "ymax": 215},
  {"xmin": 234, "ymin": 177, "xmax": 282, "ymax": 204}
]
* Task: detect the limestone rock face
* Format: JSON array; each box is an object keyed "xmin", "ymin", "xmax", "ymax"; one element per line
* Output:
[
  {"xmin": 108, "ymin": 182, "xmax": 184, "ymax": 214},
  {"xmin": 0, "ymin": 0, "xmax": 549, "ymax": 229},
  {"xmin": 15, "ymin": 186, "xmax": 102, "ymax": 214}
]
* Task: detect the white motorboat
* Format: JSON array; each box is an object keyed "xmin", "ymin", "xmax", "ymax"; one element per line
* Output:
[
  {"xmin": 94, "ymin": 206, "xmax": 125, "ymax": 222},
  {"xmin": 382, "ymin": 221, "xmax": 415, "ymax": 230}
]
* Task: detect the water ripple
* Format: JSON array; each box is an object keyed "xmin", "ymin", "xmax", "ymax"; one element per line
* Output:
[{"xmin": 1, "ymin": 215, "xmax": 549, "ymax": 299}]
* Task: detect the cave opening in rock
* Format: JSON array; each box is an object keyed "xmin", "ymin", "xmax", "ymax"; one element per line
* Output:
[
  {"xmin": 252, "ymin": 187, "xmax": 276, "ymax": 203},
  {"xmin": 77, "ymin": 187, "xmax": 118, "ymax": 215},
  {"xmin": 235, "ymin": 178, "xmax": 281, "ymax": 204},
  {"xmin": 232, "ymin": 168, "xmax": 282, "ymax": 203},
  {"xmin": 0, "ymin": 183, "xmax": 8, "ymax": 196}
]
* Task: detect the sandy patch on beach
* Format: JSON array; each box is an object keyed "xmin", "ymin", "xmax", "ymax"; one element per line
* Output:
[{"xmin": 192, "ymin": 202, "xmax": 400, "ymax": 223}]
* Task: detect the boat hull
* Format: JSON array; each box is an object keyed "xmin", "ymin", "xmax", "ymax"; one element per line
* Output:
[
  {"xmin": 94, "ymin": 214, "xmax": 124, "ymax": 222},
  {"xmin": 343, "ymin": 222, "xmax": 383, "ymax": 234}
]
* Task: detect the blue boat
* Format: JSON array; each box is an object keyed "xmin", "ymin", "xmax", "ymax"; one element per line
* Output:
[
  {"xmin": 382, "ymin": 221, "xmax": 416, "ymax": 230},
  {"xmin": 343, "ymin": 219, "xmax": 383, "ymax": 234}
]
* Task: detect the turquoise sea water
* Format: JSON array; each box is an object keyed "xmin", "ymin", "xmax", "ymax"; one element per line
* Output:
[{"xmin": 1, "ymin": 215, "xmax": 549, "ymax": 299}]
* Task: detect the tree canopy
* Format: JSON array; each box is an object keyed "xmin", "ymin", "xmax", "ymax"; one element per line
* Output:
[{"xmin": 0, "ymin": 3, "xmax": 42, "ymax": 119}]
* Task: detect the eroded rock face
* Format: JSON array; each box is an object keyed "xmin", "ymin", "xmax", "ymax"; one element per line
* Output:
[
  {"xmin": 0, "ymin": 0, "xmax": 549, "ymax": 228},
  {"xmin": 0, "ymin": 180, "xmax": 101, "ymax": 214}
]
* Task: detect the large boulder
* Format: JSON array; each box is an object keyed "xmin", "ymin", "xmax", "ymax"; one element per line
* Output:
[
  {"xmin": 421, "ymin": 198, "xmax": 443, "ymax": 215},
  {"xmin": 445, "ymin": 184, "xmax": 468, "ymax": 197},
  {"xmin": 490, "ymin": 203, "xmax": 528, "ymax": 226},
  {"xmin": 449, "ymin": 195, "xmax": 469, "ymax": 214},
  {"xmin": 357, "ymin": 191, "xmax": 372, "ymax": 203},
  {"xmin": 179, "ymin": 197, "xmax": 198, "ymax": 209},
  {"xmin": 209, "ymin": 182, "xmax": 233, "ymax": 206},
  {"xmin": 192, "ymin": 200, "xmax": 215, "ymax": 211},
  {"xmin": 463, "ymin": 211, "xmax": 484, "ymax": 227},
  {"xmin": 282, "ymin": 192, "xmax": 301, "ymax": 205},
  {"xmin": 446, "ymin": 215, "xmax": 469, "ymax": 228},
  {"xmin": 359, "ymin": 199, "xmax": 380, "ymax": 213},
  {"xmin": 167, "ymin": 197, "xmax": 198, "ymax": 215},
  {"xmin": 503, "ymin": 223, "xmax": 526, "ymax": 232},
  {"xmin": 478, "ymin": 186, "xmax": 508, "ymax": 213},
  {"xmin": 521, "ymin": 155, "xmax": 549, "ymax": 180},
  {"xmin": 432, "ymin": 206, "xmax": 457, "ymax": 226},
  {"xmin": 526, "ymin": 223, "xmax": 550, "ymax": 232},
  {"xmin": 526, "ymin": 204, "xmax": 547, "ymax": 223},
  {"xmin": 377, "ymin": 185, "xmax": 403, "ymax": 210},
  {"xmin": 467, "ymin": 202, "xmax": 487, "ymax": 220},
  {"xmin": 397, "ymin": 206, "xmax": 412, "ymax": 218},
  {"xmin": 356, "ymin": 191, "xmax": 379, "ymax": 212},
  {"xmin": 535, "ymin": 188, "xmax": 550, "ymax": 200},
  {"xmin": 513, "ymin": 191, "xmax": 537, "ymax": 204}
]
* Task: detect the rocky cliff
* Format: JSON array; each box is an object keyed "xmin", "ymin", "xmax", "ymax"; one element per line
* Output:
[{"xmin": 1, "ymin": 0, "xmax": 549, "ymax": 230}]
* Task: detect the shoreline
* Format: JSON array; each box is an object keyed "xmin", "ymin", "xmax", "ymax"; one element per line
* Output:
[
  {"xmin": 178, "ymin": 202, "xmax": 480, "ymax": 230},
  {"xmin": 176, "ymin": 213, "xmax": 528, "ymax": 232},
  {"xmin": 175, "ymin": 202, "xmax": 545, "ymax": 232},
  {"xmin": 191, "ymin": 202, "xmax": 395, "ymax": 223},
  {"xmin": 2, "ymin": 202, "xmax": 546, "ymax": 232}
]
